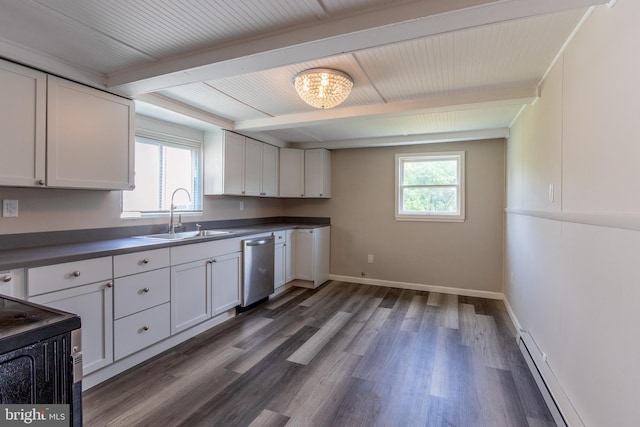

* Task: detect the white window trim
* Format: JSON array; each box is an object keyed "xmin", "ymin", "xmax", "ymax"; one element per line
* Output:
[{"xmin": 395, "ymin": 151, "xmax": 465, "ymax": 222}]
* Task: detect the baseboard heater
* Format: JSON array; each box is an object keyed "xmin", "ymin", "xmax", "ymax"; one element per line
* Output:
[{"xmin": 518, "ymin": 330, "xmax": 583, "ymax": 427}]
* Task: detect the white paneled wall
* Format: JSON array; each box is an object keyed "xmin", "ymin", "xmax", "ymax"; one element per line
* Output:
[{"xmin": 505, "ymin": 2, "xmax": 640, "ymax": 425}]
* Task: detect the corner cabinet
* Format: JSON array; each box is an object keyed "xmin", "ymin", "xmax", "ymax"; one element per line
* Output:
[
  {"xmin": 279, "ymin": 148, "xmax": 331, "ymax": 198},
  {"xmin": 0, "ymin": 59, "xmax": 134, "ymax": 190},
  {"xmin": 305, "ymin": 149, "xmax": 331, "ymax": 198},
  {"xmin": 279, "ymin": 148, "xmax": 305, "ymax": 197},
  {"xmin": 204, "ymin": 130, "xmax": 278, "ymax": 197}
]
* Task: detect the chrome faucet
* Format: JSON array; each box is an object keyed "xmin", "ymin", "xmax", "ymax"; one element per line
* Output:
[{"xmin": 169, "ymin": 188, "xmax": 191, "ymax": 234}]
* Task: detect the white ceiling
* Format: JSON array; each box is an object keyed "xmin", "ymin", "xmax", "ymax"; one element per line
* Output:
[{"xmin": 0, "ymin": 0, "xmax": 610, "ymax": 148}]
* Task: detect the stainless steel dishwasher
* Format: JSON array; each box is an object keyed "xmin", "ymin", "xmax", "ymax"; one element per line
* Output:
[{"xmin": 241, "ymin": 236, "xmax": 275, "ymax": 308}]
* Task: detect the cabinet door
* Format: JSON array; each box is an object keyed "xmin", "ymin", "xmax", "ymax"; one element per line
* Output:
[
  {"xmin": 222, "ymin": 132, "xmax": 245, "ymax": 195},
  {"xmin": 285, "ymin": 230, "xmax": 296, "ymax": 283},
  {"xmin": 261, "ymin": 143, "xmax": 279, "ymax": 196},
  {"xmin": 313, "ymin": 226, "xmax": 331, "ymax": 287},
  {"xmin": 279, "ymin": 148, "xmax": 304, "ymax": 197},
  {"xmin": 295, "ymin": 229, "xmax": 314, "ymax": 281},
  {"xmin": 46, "ymin": 75, "xmax": 134, "ymax": 190},
  {"xmin": 305, "ymin": 148, "xmax": 331, "ymax": 198},
  {"xmin": 170, "ymin": 259, "xmax": 211, "ymax": 335},
  {"xmin": 29, "ymin": 281, "xmax": 114, "ymax": 375},
  {"xmin": 210, "ymin": 252, "xmax": 241, "ymax": 314},
  {"xmin": 244, "ymin": 138, "xmax": 262, "ymax": 196},
  {"xmin": 274, "ymin": 243, "xmax": 286, "ymax": 288},
  {"xmin": 0, "ymin": 59, "xmax": 46, "ymax": 187}
]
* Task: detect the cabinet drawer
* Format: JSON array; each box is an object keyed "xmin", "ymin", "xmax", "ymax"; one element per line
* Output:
[
  {"xmin": 114, "ymin": 268, "xmax": 170, "ymax": 319},
  {"xmin": 114, "ymin": 248, "xmax": 170, "ymax": 277},
  {"xmin": 28, "ymin": 256, "xmax": 112, "ymax": 297},
  {"xmin": 114, "ymin": 303, "xmax": 170, "ymax": 360},
  {"xmin": 171, "ymin": 237, "xmax": 244, "ymax": 265}
]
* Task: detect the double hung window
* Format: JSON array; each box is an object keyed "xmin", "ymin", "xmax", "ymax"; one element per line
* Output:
[{"xmin": 395, "ymin": 151, "xmax": 465, "ymax": 222}]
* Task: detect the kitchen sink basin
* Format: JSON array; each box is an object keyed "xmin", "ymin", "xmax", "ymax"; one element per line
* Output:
[
  {"xmin": 135, "ymin": 231, "xmax": 201, "ymax": 240},
  {"xmin": 134, "ymin": 229, "xmax": 234, "ymax": 240}
]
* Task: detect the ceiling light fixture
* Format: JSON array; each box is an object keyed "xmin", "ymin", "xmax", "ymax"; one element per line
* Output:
[{"xmin": 294, "ymin": 68, "xmax": 353, "ymax": 109}]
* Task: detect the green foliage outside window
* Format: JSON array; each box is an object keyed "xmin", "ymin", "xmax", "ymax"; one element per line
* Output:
[{"xmin": 401, "ymin": 159, "xmax": 458, "ymax": 213}]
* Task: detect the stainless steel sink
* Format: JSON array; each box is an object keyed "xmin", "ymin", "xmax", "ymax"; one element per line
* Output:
[
  {"xmin": 134, "ymin": 231, "xmax": 201, "ymax": 240},
  {"xmin": 134, "ymin": 229, "xmax": 234, "ymax": 240}
]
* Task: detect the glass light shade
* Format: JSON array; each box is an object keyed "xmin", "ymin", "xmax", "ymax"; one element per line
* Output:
[{"xmin": 294, "ymin": 68, "xmax": 353, "ymax": 109}]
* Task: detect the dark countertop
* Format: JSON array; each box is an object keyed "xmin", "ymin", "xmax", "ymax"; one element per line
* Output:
[
  {"xmin": 0, "ymin": 218, "xmax": 329, "ymax": 270},
  {"xmin": 0, "ymin": 295, "xmax": 81, "ymax": 352}
]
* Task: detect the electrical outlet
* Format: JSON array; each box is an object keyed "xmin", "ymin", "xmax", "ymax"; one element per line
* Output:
[
  {"xmin": 2, "ymin": 200, "xmax": 18, "ymax": 217},
  {"xmin": 367, "ymin": 254, "xmax": 374, "ymax": 264},
  {"xmin": 240, "ymin": 201, "xmax": 244, "ymax": 211}
]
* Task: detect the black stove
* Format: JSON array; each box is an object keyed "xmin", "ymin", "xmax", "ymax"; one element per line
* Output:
[
  {"xmin": 0, "ymin": 296, "xmax": 80, "ymax": 353},
  {"xmin": 0, "ymin": 295, "xmax": 82, "ymax": 426}
]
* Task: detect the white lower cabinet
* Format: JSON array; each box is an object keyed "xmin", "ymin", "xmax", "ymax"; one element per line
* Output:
[
  {"xmin": 27, "ymin": 257, "xmax": 114, "ymax": 375},
  {"xmin": 29, "ymin": 281, "xmax": 114, "ymax": 375},
  {"xmin": 294, "ymin": 226, "xmax": 331, "ymax": 288},
  {"xmin": 170, "ymin": 237, "xmax": 243, "ymax": 335},
  {"xmin": 273, "ymin": 230, "xmax": 286, "ymax": 289},
  {"xmin": 274, "ymin": 240, "xmax": 286, "ymax": 288},
  {"xmin": 285, "ymin": 229, "xmax": 296, "ymax": 283},
  {"xmin": 170, "ymin": 259, "xmax": 211, "ymax": 335},
  {"xmin": 211, "ymin": 252, "xmax": 241, "ymax": 314}
]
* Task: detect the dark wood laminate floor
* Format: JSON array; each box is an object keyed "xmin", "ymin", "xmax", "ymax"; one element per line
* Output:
[{"xmin": 83, "ymin": 281, "xmax": 555, "ymax": 427}]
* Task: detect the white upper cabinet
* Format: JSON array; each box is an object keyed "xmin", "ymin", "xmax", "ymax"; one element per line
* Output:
[
  {"xmin": 305, "ymin": 148, "xmax": 331, "ymax": 198},
  {"xmin": 261, "ymin": 143, "xmax": 279, "ymax": 197},
  {"xmin": 244, "ymin": 137, "xmax": 262, "ymax": 196},
  {"xmin": 279, "ymin": 148, "xmax": 305, "ymax": 197},
  {"xmin": 204, "ymin": 130, "xmax": 278, "ymax": 197},
  {"xmin": 0, "ymin": 60, "xmax": 134, "ymax": 190},
  {"xmin": 0, "ymin": 59, "xmax": 46, "ymax": 187},
  {"xmin": 47, "ymin": 76, "xmax": 134, "ymax": 190},
  {"xmin": 279, "ymin": 148, "xmax": 331, "ymax": 198}
]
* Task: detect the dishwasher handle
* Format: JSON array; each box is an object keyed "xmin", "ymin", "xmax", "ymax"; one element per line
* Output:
[{"xmin": 246, "ymin": 239, "xmax": 272, "ymax": 247}]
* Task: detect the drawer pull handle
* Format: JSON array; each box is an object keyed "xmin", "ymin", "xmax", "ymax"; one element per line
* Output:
[
  {"xmin": 142, "ymin": 325, "xmax": 150, "ymax": 331},
  {"xmin": 72, "ymin": 271, "xmax": 81, "ymax": 277},
  {"xmin": 2, "ymin": 275, "xmax": 11, "ymax": 283},
  {"xmin": 142, "ymin": 258, "xmax": 150, "ymax": 264},
  {"xmin": 106, "ymin": 282, "xmax": 113, "ymax": 288},
  {"xmin": 142, "ymin": 287, "xmax": 150, "ymax": 293}
]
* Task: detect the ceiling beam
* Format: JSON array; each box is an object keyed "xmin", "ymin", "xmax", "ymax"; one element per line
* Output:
[
  {"xmin": 234, "ymin": 85, "xmax": 538, "ymax": 132},
  {"xmin": 135, "ymin": 93, "xmax": 234, "ymax": 130},
  {"xmin": 292, "ymin": 128, "xmax": 510, "ymax": 150},
  {"xmin": 107, "ymin": 0, "xmax": 608, "ymax": 96}
]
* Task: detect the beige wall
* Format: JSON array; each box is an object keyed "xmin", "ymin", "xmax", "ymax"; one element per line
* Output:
[
  {"xmin": 505, "ymin": 2, "xmax": 640, "ymax": 425},
  {"xmin": 0, "ymin": 187, "xmax": 284, "ymax": 235},
  {"xmin": 285, "ymin": 139, "xmax": 505, "ymax": 293}
]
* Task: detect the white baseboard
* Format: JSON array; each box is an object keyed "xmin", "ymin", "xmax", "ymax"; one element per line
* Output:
[
  {"xmin": 329, "ymin": 274, "xmax": 504, "ymax": 300},
  {"xmin": 503, "ymin": 298, "xmax": 584, "ymax": 427}
]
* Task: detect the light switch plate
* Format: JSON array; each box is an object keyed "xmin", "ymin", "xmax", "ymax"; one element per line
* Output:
[{"xmin": 2, "ymin": 200, "xmax": 18, "ymax": 217}]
